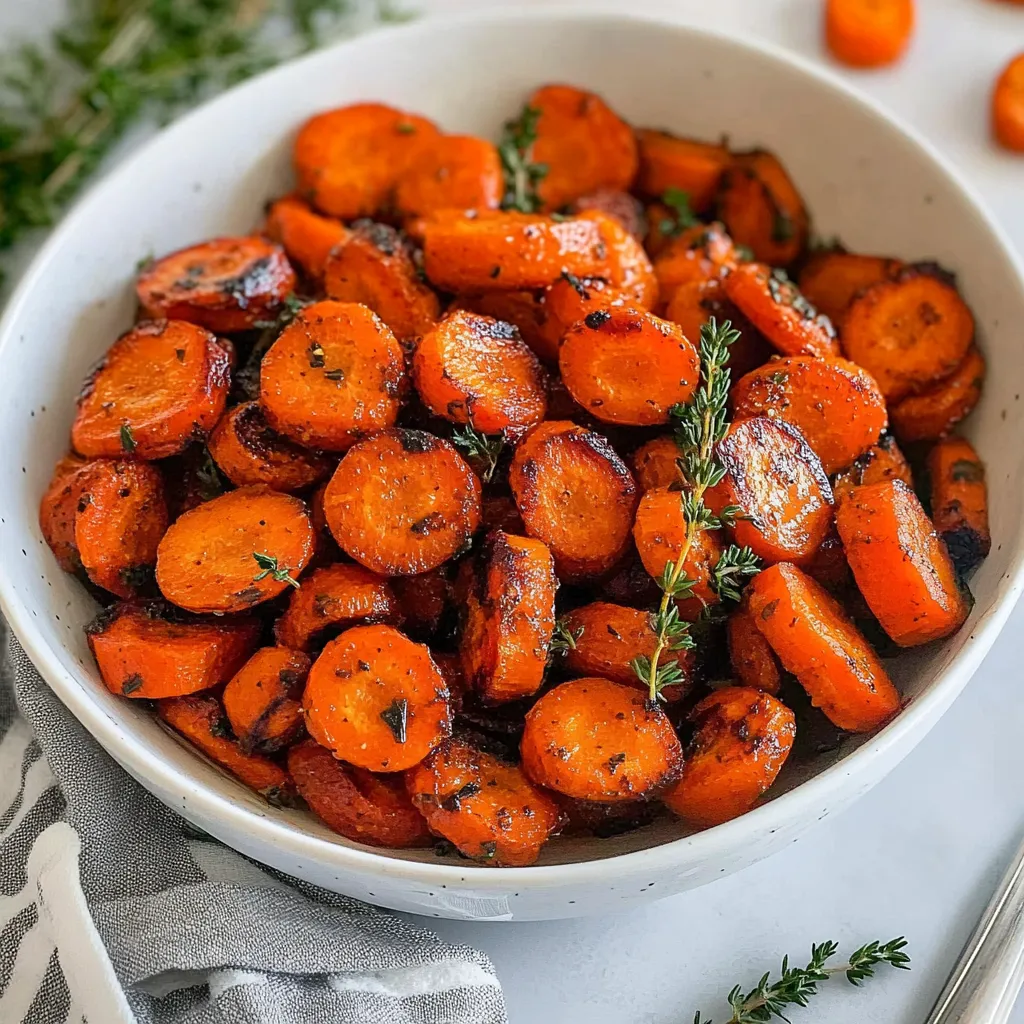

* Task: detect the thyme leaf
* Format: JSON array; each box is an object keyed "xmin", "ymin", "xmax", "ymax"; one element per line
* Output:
[
  {"xmin": 498, "ymin": 104, "xmax": 547, "ymax": 213},
  {"xmin": 658, "ymin": 187, "xmax": 699, "ymax": 238},
  {"xmin": 451, "ymin": 424, "xmax": 504, "ymax": 483},
  {"xmin": 252, "ymin": 550, "xmax": 300, "ymax": 589}
]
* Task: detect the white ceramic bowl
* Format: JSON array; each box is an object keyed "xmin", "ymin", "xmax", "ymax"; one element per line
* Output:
[{"xmin": 2, "ymin": 10, "xmax": 1023, "ymax": 922}]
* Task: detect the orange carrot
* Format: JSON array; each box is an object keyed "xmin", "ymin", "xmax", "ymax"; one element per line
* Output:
[
  {"xmin": 453, "ymin": 290, "xmax": 552, "ymax": 364},
  {"xmin": 222, "ymin": 647, "xmax": 310, "ymax": 753},
  {"xmin": 394, "ymin": 134, "xmax": 503, "ymax": 219},
  {"xmin": 889, "ymin": 346, "xmax": 985, "ymax": 443},
  {"xmin": 39, "ymin": 454, "xmax": 94, "ymax": 574},
  {"xmin": 826, "ymin": 0, "xmax": 916, "ymax": 68},
  {"xmin": 635, "ymin": 130, "xmax": 731, "ymax": 212},
  {"xmin": 263, "ymin": 195, "xmax": 349, "ymax": 282},
  {"xmin": 797, "ymin": 251, "xmax": 904, "ymax": 325},
  {"xmin": 631, "ymin": 436, "xmax": 681, "ymax": 493},
  {"xmin": 993, "ymin": 53, "xmax": 1024, "ymax": 152},
  {"xmin": 652, "ymin": 222, "xmax": 738, "ymax": 298},
  {"xmin": 727, "ymin": 601, "xmax": 783, "ymax": 694},
  {"xmin": 927, "ymin": 436, "xmax": 991, "ymax": 577},
  {"xmin": 832, "ymin": 433, "xmax": 913, "ymax": 502}
]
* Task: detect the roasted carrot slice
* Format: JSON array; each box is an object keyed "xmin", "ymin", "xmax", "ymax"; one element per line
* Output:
[
  {"xmin": 731, "ymin": 355, "xmax": 888, "ymax": 474},
  {"xmin": 406, "ymin": 737, "xmax": 562, "ymax": 865},
  {"xmin": 662, "ymin": 686, "xmax": 795, "ymax": 827},
  {"xmin": 631, "ymin": 436, "xmax": 681, "ymax": 493},
  {"xmin": 521, "ymin": 677, "xmax": 684, "ymax": 802},
  {"xmin": 222, "ymin": 647, "xmax": 310, "ymax": 754},
  {"xmin": 39, "ymin": 454, "xmax": 92, "ymax": 573},
  {"xmin": 928, "ymin": 436, "xmax": 991, "ymax": 577},
  {"xmin": 293, "ymin": 103, "xmax": 439, "ymax": 219},
  {"xmin": 635, "ymin": 130, "xmax": 731, "ymax": 212},
  {"xmin": 832, "ymin": 433, "xmax": 913, "ymax": 502},
  {"xmin": 723, "ymin": 263, "xmax": 839, "ymax": 358},
  {"xmin": 288, "ymin": 740, "xmax": 430, "ymax": 848},
  {"xmin": 263, "ymin": 195, "xmax": 350, "ymax": 282},
  {"xmin": 411, "ymin": 309, "xmax": 548, "ymax": 435},
  {"xmin": 528, "ymin": 84, "xmax": 639, "ymax": 210},
  {"xmin": 86, "ymin": 602, "xmax": 260, "ymax": 699},
  {"xmin": 840, "ymin": 267, "xmax": 974, "ymax": 402},
  {"xmin": 536, "ymin": 276, "xmax": 627, "ymax": 361},
  {"xmin": 826, "ymin": 0, "xmax": 915, "ymax": 68},
  {"xmin": 156, "ymin": 485, "xmax": 314, "ymax": 613},
  {"xmin": 586, "ymin": 211, "xmax": 660, "ymax": 310},
  {"xmin": 137, "ymin": 237, "xmax": 296, "ymax": 333},
  {"xmin": 260, "ymin": 299, "xmax": 406, "ymax": 452},
  {"xmin": 727, "ymin": 600, "xmax": 783, "ymax": 694},
  {"xmin": 394, "ymin": 134, "xmax": 503, "ymax": 219},
  {"xmin": 653, "ymin": 222, "xmax": 738, "ymax": 298},
  {"xmin": 993, "ymin": 52, "xmax": 1024, "ymax": 152},
  {"xmin": 158, "ymin": 694, "xmax": 295, "ymax": 802},
  {"xmin": 706, "ymin": 417, "xmax": 834, "ymax": 566},
  {"xmin": 391, "ymin": 568, "xmax": 451, "ymax": 640},
  {"xmin": 567, "ymin": 189, "xmax": 646, "ymax": 242},
  {"xmin": 304, "ymin": 624, "xmax": 451, "ymax": 772},
  {"xmin": 509, "ymin": 421, "xmax": 638, "ymax": 580},
  {"xmin": 323, "ymin": 221, "xmax": 440, "ymax": 341},
  {"xmin": 889, "ymin": 346, "xmax": 985, "ymax": 443},
  {"xmin": 207, "ymin": 402, "xmax": 333, "ymax": 494},
  {"xmin": 797, "ymin": 251, "xmax": 904, "ymax": 325},
  {"xmin": 453, "ymin": 290, "xmax": 552, "ymax": 364},
  {"xmin": 323, "ymin": 429, "xmax": 481, "ymax": 576},
  {"xmin": 72, "ymin": 320, "xmax": 230, "ymax": 460}
]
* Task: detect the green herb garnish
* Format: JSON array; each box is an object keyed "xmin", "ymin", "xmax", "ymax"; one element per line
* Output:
[
  {"xmin": 549, "ymin": 617, "xmax": 583, "ymax": 656},
  {"xmin": 451, "ymin": 424, "xmax": 504, "ymax": 483},
  {"xmin": 658, "ymin": 187, "xmax": 699, "ymax": 238},
  {"xmin": 119, "ymin": 422, "xmax": 136, "ymax": 453},
  {"xmin": 252, "ymin": 551, "xmax": 300, "ymax": 589},
  {"xmin": 498, "ymin": 104, "xmax": 547, "ymax": 213}
]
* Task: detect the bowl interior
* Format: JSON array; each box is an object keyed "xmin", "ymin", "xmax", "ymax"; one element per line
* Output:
[{"xmin": 2, "ymin": 12, "xmax": 1023, "ymax": 871}]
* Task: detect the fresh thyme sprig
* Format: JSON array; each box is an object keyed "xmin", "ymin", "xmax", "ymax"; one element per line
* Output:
[
  {"xmin": 549, "ymin": 617, "xmax": 583, "ymax": 656},
  {"xmin": 252, "ymin": 551, "xmax": 300, "ymax": 589},
  {"xmin": 693, "ymin": 937, "xmax": 910, "ymax": 1023},
  {"xmin": 658, "ymin": 187, "xmax": 699, "ymax": 238},
  {"xmin": 451, "ymin": 424, "xmax": 504, "ymax": 483},
  {"xmin": 711, "ymin": 545, "xmax": 761, "ymax": 603},
  {"xmin": 498, "ymin": 104, "xmax": 547, "ymax": 213}
]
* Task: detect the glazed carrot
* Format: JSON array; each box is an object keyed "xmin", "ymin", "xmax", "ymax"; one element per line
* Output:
[
  {"xmin": 260, "ymin": 299, "xmax": 406, "ymax": 452},
  {"xmin": 453, "ymin": 290, "xmax": 552, "ymax": 363},
  {"xmin": 993, "ymin": 53, "xmax": 1024, "ymax": 152},
  {"xmin": 323, "ymin": 221, "xmax": 441, "ymax": 341},
  {"xmin": 826, "ymin": 0, "xmax": 915, "ymax": 68},
  {"xmin": 394, "ymin": 134, "xmax": 503, "ymax": 219},
  {"xmin": 304, "ymin": 624, "xmax": 451, "ymax": 772},
  {"xmin": 222, "ymin": 647, "xmax": 310, "ymax": 753},
  {"xmin": 86, "ymin": 602, "xmax": 260, "ymax": 699},
  {"xmin": 460, "ymin": 531, "xmax": 557, "ymax": 703},
  {"xmin": 836, "ymin": 479, "xmax": 968, "ymax": 646},
  {"xmin": 662, "ymin": 686, "xmax": 795, "ymax": 827},
  {"xmin": 635, "ymin": 130, "xmax": 731, "ymax": 212},
  {"xmin": 156, "ymin": 485, "xmax": 314, "ymax": 613},
  {"xmin": 559, "ymin": 308, "xmax": 699, "ymax": 426},
  {"xmin": 731, "ymin": 356, "xmax": 888, "ymax": 474},
  {"xmin": 322, "ymin": 429, "xmax": 481, "ymax": 576},
  {"xmin": 75, "ymin": 459, "xmax": 168, "ymax": 598},
  {"xmin": 631, "ymin": 436, "xmax": 681, "ymax": 493},
  {"xmin": 406, "ymin": 737, "xmax": 562, "ymax": 865},
  {"xmin": 287, "ymin": 740, "xmax": 431, "ymax": 848},
  {"xmin": 293, "ymin": 103, "xmax": 439, "ymax": 219},
  {"xmin": 727, "ymin": 601, "xmax": 783, "ymax": 694},
  {"xmin": 528, "ymin": 84, "xmax": 639, "ymax": 209},
  {"xmin": 567, "ymin": 189, "xmax": 646, "ymax": 242},
  {"xmin": 263, "ymin": 195, "xmax": 350, "ymax": 282},
  {"xmin": 889, "ymin": 346, "xmax": 985, "ymax": 443},
  {"xmin": 723, "ymin": 263, "xmax": 839, "ymax": 358},
  {"xmin": 207, "ymin": 402, "xmax": 333, "ymax": 494},
  {"xmin": 797, "ymin": 251, "xmax": 904, "ymax": 325},
  {"xmin": 586, "ymin": 211, "xmax": 660, "ymax": 310},
  {"xmin": 652, "ymin": 222, "xmax": 738, "ymax": 298},
  {"xmin": 39, "ymin": 454, "xmax": 92, "ymax": 573},
  {"xmin": 72, "ymin": 320, "xmax": 230, "ymax": 460},
  {"xmin": 520, "ymin": 677, "xmax": 684, "ymax": 802},
  {"xmin": 803, "ymin": 529, "xmax": 853, "ymax": 592},
  {"xmin": 928, "ymin": 436, "xmax": 991, "ymax": 577},
  {"xmin": 747, "ymin": 563, "xmax": 900, "ymax": 731},
  {"xmin": 274, "ymin": 562, "xmax": 400, "ymax": 651},
  {"xmin": 391, "ymin": 568, "xmax": 451, "ymax": 640},
  {"xmin": 840, "ymin": 267, "xmax": 974, "ymax": 402},
  {"xmin": 411, "ymin": 309, "xmax": 548, "ymax": 435},
  {"xmin": 832, "ymin": 433, "xmax": 913, "ymax": 502},
  {"xmin": 509, "ymin": 421, "xmax": 638, "ymax": 580},
  {"xmin": 158, "ymin": 694, "xmax": 295, "ymax": 802},
  {"xmin": 136, "ymin": 237, "xmax": 297, "ymax": 333}
]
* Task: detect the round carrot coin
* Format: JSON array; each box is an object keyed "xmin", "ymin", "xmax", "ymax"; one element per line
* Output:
[
  {"xmin": 263, "ymin": 196, "xmax": 350, "ymax": 282},
  {"xmin": 826, "ymin": 0, "xmax": 915, "ymax": 68},
  {"xmin": 631, "ymin": 436, "xmax": 681, "ymax": 493},
  {"xmin": 223, "ymin": 647, "xmax": 310, "ymax": 754},
  {"xmin": 993, "ymin": 53, "xmax": 1024, "ymax": 152},
  {"xmin": 394, "ymin": 134, "xmax": 504, "ymax": 219}
]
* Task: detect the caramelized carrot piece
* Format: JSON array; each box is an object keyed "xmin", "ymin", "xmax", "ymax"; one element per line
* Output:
[
  {"xmin": 263, "ymin": 195, "xmax": 350, "ymax": 282},
  {"xmin": 662, "ymin": 686, "xmax": 795, "ymax": 827},
  {"xmin": 323, "ymin": 429, "xmax": 481, "ymax": 576},
  {"xmin": 536, "ymin": 276, "xmax": 627, "ymax": 361},
  {"xmin": 635, "ymin": 130, "xmax": 731, "ymax": 212},
  {"xmin": 928, "ymin": 436, "xmax": 991, "ymax": 577},
  {"xmin": 521, "ymin": 677, "xmax": 684, "ymax": 802},
  {"xmin": 411, "ymin": 309, "xmax": 548, "ymax": 435},
  {"xmin": 406, "ymin": 737, "xmax": 562, "ymax": 865},
  {"xmin": 652, "ymin": 222, "xmax": 738, "ymax": 298},
  {"xmin": 836, "ymin": 479, "xmax": 968, "ymax": 646},
  {"xmin": 528, "ymin": 85, "xmax": 639, "ymax": 209},
  {"xmin": 260, "ymin": 299, "xmax": 405, "ymax": 452},
  {"xmin": 86, "ymin": 602, "xmax": 260, "ymax": 699},
  {"xmin": 394, "ymin": 134, "xmax": 503, "ymax": 219},
  {"xmin": 323, "ymin": 221, "xmax": 440, "ymax": 341},
  {"xmin": 137, "ymin": 237, "xmax": 296, "ymax": 333},
  {"xmin": 509, "ymin": 421, "xmax": 638, "ymax": 580},
  {"xmin": 731, "ymin": 356, "xmax": 888, "ymax": 474},
  {"xmin": 161, "ymin": 445, "xmax": 228, "ymax": 520},
  {"xmin": 840, "ymin": 267, "xmax": 974, "ymax": 402},
  {"xmin": 993, "ymin": 52, "xmax": 1024, "ymax": 152},
  {"xmin": 568, "ymin": 189, "xmax": 646, "ymax": 242},
  {"xmin": 304, "ymin": 624, "xmax": 451, "ymax": 772},
  {"xmin": 72, "ymin": 320, "xmax": 230, "ymax": 460},
  {"xmin": 293, "ymin": 103, "xmax": 439, "ymax": 219},
  {"xmin": 288, "ymin": 740, "xmax": 431, "ymax": 848},
  {"xmin": 480, "ymin": 495, "xmax": 525, "ymax": 535},
  {"xmin": 208, "ymin": 403, "xmax": 333, "ymax": 494},
  {"xmin": 826, "ymin": 0, "xmax": 915, "ymax": 68},
  {"xmin": 585, "ymin": 211, "xmax": 660, "ymax": 310},
  {"xmin": 832, "ymin": 433, "xmax": 913, "ymax": 502},
  {"xmin": 889, "ymin": 346, "xmax": 985, "ymax": 443},
  {"xmin": 631, "ymin": 436, "xmax": 681, "ymax": 493},
  {"xmin": 156, "ymin": 485, "xmax": 314, "ymax": 613},
  {"xmin": 559, "ymin": 308, "xmax": 699, "ymax": 426},
  {"xmin": 39, "ymin": 454, "xmax": 92, "ymax": 573},
  {"xmin": 727, "ymin": 600, "xmax": 783, "ymax": 694},
  {"xmin": 223, "ymin": 647, "xmax": 310, "ymax": 753},
  {"xmin": 453, "ymin": 290, "xmax": 552, "ymax": 364},
  {"xmin": 391, "ymin": 568, "xmax": 451, "ymax": 640},
  {"xmin": 797, "ymin": 251, "xmax": 904, "ymax": 325}
]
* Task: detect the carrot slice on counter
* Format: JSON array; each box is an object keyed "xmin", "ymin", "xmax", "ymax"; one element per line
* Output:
[
  {"xmin": 635, "ymin": 130, "xmax": 731, "ymax": 212},
  {"xmin": 826, "ymin": 0, "xmax": 915, "ymax": 68},
  {"xmin": 993, "ymin": 52, "xmax": 1024, "ymax": 152},
  {"xmin": 927, "ymin": 436, "xmax": 991, "ymax": 577},
  {"xmin": 727, "ymin": 600, "xmax": 783, "ymax": 694},
  {"xmin": 394, "ymin": 134, "xmax": 504, "ymax": 219},
  {"xmin": 223, "ymin": 647, "xmax": 311, "ymax": 754},
  {"xmin": 832, "ymin": 433, "xmax": 913, "ymax": 502},
  {"xmin": 889, "ymin": 346, "xmax": 985, "ymax": 443},
  {"xmin": 263, "ymin": 195, "xmax": 350, "ymax": 282},
  {"xmin": 631, "ymin": 436, "xmax": 681, "ymax": 493},
  {"xmin": 39, "ymin": 454, "xmax": 93, "ymax": 573},
  {"xmin": 797, "ymin": 251, "xmax": 904, "ymax": 325}
]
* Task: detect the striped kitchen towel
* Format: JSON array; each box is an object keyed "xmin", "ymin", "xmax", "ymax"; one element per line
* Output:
[{"xmin": 0, "ymin": 625, "xmax": 507, "ymax": 1024}]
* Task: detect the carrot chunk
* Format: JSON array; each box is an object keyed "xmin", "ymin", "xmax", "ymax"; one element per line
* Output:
[
  {"xmin": 631, "ymin": 436, "xmax": 681, "ymax": 493},
  {"xmin": 635, "ymin": 130, "xmax": 731, "ymax": 212},
  {"xmin": 137, "ymin": 237, "xmax": 296, "ymax": 333},
  {"xmin": 406, "ymin": 737, "xmax": 562, "ymax": 865},
  {"xmin": 394, "ymin": 134, "xmax": 503, "ymax": 219},
  {"xmin": 832, "ymin": 433, "xmax": 913, "ymax": 502},
  {"xmin": 520, "ymin": 677, "xmax": 684, "ymax": 802},
  {"xmin": 260, "ymin": 299, "xmax": 405, "ymax": 452},
  {"xmin": 928, "ymin": 436, "xmax": 991, "ymax": 577},
  {"xmin": 323, "ymin": 429, "xmax": 481, "ymax": 576},
  {"xmin": 288, "ymin": 740, "xmax": 431, "ymax": 848},
  {"xmin": 993, "ymin": 52, "xmax": 1024, "ymax": 152},
  {"xmin": 585, "ymin": 211, "xmax": 660, "ymax": 310},
  {"xmin": 453, "ymin": 290, "xmax": 552, "ymax": 364},
  {"xmin": 39, "ymin": 454, "xmax": 93, "ymax": 573},
  {"xmin": 836, "ymin": 479, "xmax": 968, "ymax": 646},
  {"xmin": 304, "ymin": 624, "xmax": 451, "ymax": 772},
  {"xmin": 156, "ymin": 485, "xmax": 314, "ymax": 613},
  {"xmin": 797, "ymin": 251, "xmax": 904, "ymax": 325},
  {"xmin": 72, "ymin": 320, "xmax": 230, "ymax": 460},
  {"xmin": 889, "ymin": 346, "xmax": 985, "ymax": 443},
  {"xmin": 826, "ymin": 0, "xmax": 915, "ymax": 68},
  {"xmin": 653, "ymin": 222, "xmax": 738, "ymax": 298},
  {"xmin": 727, "ymin": 601, "xmax": 783, "ymax": 694},
  {"xmin": 263, "ymin": 195, "xmax": 350, "ymax": 282},
  {"xmin": 87, "ymin": 602, "xmax": 260, "ymax": 699},
  {"xmin": 223, "ymin": 647, "xmax": 310, "ymax": 753}
]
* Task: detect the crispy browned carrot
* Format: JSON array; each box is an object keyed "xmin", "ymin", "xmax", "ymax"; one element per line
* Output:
[
  {"xmin": 832, "ymin": 433, "xmax": 913, "ymax": 502},
  {"xmin": 222, "ymin": 647, "xmax": 310, "ymax": 753},
  {"xmin": 631, "ymin": 436, "xmax": 681, "ymax": 493},
  {"xmin": 994, "ymin": 52, "xmax": 1024, "ymax": 152},
  {"xmin": 889, "ymin": 346, "xmax": 985, "ymax": 443},
  {"xmin": 391, "ymin": 568, "xmax": 451, "ymax": 640},
  {"xmin": 727, "ymin": 601, "xmax": 783, "ymax": 694},
  {"xmin": 635, "ymin": 130, "xmax": 731, "ymax": 212},
  {"xmin": 652, "ymin": 222, "xmax": 738, "ymax": 298},
  {"xmin": 836, "ymin": 479, "xmax": 969, "ymax": 646},
  {"xmin": 567, "ymin": 189, "xmax": 646, "ymax": 242},
  {"xmin": 928, "ymin": 436, "xmax": 991, "ymax": 577},
  {"xmin": 263, "ymin": 195, "xmax": 350, "ymax": 282},
  {"xmin": 826, "ymin": 0, "xmax": 915, "ymax": 68},
  {"xmin": 394, "ymin": 134, "xmax": 503, "ymax": 219},
  {"xmin": 453, "ymin": 290, "xmax": 552, "ymax": 364},
  {"xmin": 797, "ymin": 251, "xmax": 904, "ymax": 325},
  {"xmin": 156, "ymin": 485, "xmax": 314, "ymax": 613},
  {"xmin": 39, "ymin": 454, "xmax": 92, "ymax": 573},
  {"xmin": 588, "ymin": 211, "xmax": 660, "ymax": 310}
]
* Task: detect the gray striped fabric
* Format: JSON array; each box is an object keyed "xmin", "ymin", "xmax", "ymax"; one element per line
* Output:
[{"xmin": 0, "ymin": 626, "xmax": 507, "ymax": 1024}]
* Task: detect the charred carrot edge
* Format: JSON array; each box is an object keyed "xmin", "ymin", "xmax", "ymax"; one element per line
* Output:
[
  {"xmin": 727, "ymin": 602, "xmax": 783, "ymax": 694},
  {"xmin": 222, "ymin": 647, "xmax": 311, "ymax": 754},
  {"xmin": 889, "ymin": 347, "xmax": 985, "ymax": 443},
  {"xmin": 927, "ymin": 436, "xmax": 991, "ymax": 578},
  {"xmin": 833, "ymin": 433, "xmax": 913, "ymax": 502}
]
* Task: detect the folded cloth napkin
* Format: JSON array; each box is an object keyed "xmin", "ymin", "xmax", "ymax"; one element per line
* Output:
[{"xmin": 0, "ymin": 625, "xmax": 507, "ymax": 1024}]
